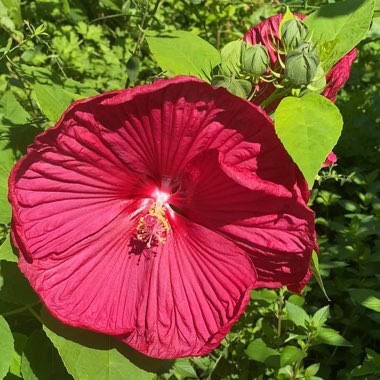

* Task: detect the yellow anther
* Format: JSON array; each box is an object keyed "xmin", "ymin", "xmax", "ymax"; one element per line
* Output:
[{"xmin": 136, "ymin": 203, "xmax": 170, "ymax": 248}]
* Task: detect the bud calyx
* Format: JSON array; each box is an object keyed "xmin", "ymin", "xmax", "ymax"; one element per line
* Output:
[
  {"xmin": 240, "ymin": 43, "xmax": 270, "ymax": 77},
  {"xmin": 281, "ymin": 18, "xmax": 309, "ymax": 51},
  {"xmin": 285, "ymin": 42, "xmax": 320, "ymax": 86}
]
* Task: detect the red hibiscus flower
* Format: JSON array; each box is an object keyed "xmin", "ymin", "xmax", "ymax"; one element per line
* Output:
[
  {"xmin": 9, "ymin": 76, "xmax": 315, "ymax": 359},
  {"xmin": 243, "ymin": 13, "xmax": 357, "ymax": 112}
]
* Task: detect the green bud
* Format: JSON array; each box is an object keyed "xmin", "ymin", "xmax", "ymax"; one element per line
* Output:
[
  {"xmin": 240, "ymin": 43, "xmax": 270, "ymax": 77},
  {"xmin": 281, "ymin": 18, "xmax": 309, "ymax": 50},
  {"xmin": 285, "ymin": 42, "xmax": 320, "ymax": 86}
]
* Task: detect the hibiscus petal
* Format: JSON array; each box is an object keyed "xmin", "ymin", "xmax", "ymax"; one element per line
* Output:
[
  {"xmin": 80, "ymin": 77, "xmax": 276, "ymax": 184},
  {"xmin": 19, "ymin": 210, "xmax": 256, "ymax": 359},
  {"xmin": 123, "ymin": 216, "xmax": 256, "ymax": 358},
  {"xmin": 90, "ymin": 77, "xmax": 228, "ymax": 179},
  {"xmin": 322, "ymin": 49, "xmax": 357, "ymax": 102},
  {"xmin": 177, "ymin": 149, "xmax": 315, "ymax": 290},
  {"xmin": 9, "ymin": 122, "xmax": 150, "ymax": 261}
]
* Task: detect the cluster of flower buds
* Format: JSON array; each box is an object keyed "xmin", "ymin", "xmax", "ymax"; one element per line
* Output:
[
  {"xmin": 212, "ymin": 15, "xmax": 324, "ymax": 101},
  {"xmin": 281, "ymin": 19, "xmax": 321, "ymax": 87},
  {"xmin": 211, "ymin": 42, "xmax": 271, "ymax": 99}
]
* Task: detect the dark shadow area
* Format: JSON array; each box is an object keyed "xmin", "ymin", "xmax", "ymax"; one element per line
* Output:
[{"xmin": 22, "ymin": 329, "xmax": 73, "ymax": 380}]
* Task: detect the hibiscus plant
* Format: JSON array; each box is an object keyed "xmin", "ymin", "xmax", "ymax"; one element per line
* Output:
[{"xmin": 0, "ymin": 0, "xmax": 379, "ymax": 379}]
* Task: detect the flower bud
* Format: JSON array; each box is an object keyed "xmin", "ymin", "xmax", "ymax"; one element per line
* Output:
[
  {"xmin": 240, "ymin": 43, "xmax": 270, "ymax": 77},
  {"xmin": 281, "ymin": 18, "xmax": 309, "ymax": 50},
  {"xmin": 285, "ymin": 42, "xmax": 320, "ymax": 86}
]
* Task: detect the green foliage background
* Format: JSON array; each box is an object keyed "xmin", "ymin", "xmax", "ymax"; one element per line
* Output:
[{"xmin": 0, "ymin": 0, "xmax": 379, "ymax": 379}]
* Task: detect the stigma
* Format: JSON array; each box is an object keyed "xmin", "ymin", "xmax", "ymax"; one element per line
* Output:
[{"xmin": 136, "ymin": 203, "xmax": 170, "ymax": 249}]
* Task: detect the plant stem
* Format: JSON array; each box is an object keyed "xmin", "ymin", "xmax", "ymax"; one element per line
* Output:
[
  {"xmin": 125, "ymin": 0, "xmax": 163, "ymax": 87},
  {"xmin": 259, "ymin": 87, "xmax": 290, "ymax": 110},
  {"xmin": 0, "ymin": 38, "xmax": 28, "ymax": 62},
  {"xmin": 291, "ymin": 334, "xmax": 312, "ymax": 380},
  {"xmin": 2, "ymin": 301, "xmax": 41, "ymax": 317},
  {"xmin": 277, "ymin": 289, "xmax": 284, "ymax": 337},
  {"xmin": 28, "ymin": 305, "xmax": 43, "ymax": 323}
]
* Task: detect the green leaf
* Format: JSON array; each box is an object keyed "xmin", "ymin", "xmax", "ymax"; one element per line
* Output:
[
  {"xmin": 0, "ymin": 261, "xmax": 39, "ymax": 305},
  {"xmin": 349, "ymin": 288, "xmax": 380, "ymax": 312},
  {"xmin": 305, "ymin": 0, "xmax": 375, "ymax": 71},
  {"xmin": 172, "ymin": 359, "xmax": 197, "ymax": 379},
  {"xmin": 8, "ymin": 332, "xmax": 27, "ymax": 378},
  {"xmin": 0, "ymin": 234, "xmax": 17, "ymax": 262},
  {"xmin": 15, "ymin": 64, "xmax": 58, "ymax": 85},
  {"xmin": 313, "ymin": 327, "xmax": 352, "ymax": 347},
  {"xmin": 62, "ymin": 79, "xmax": 99, "ymax": 101},
  {"xmin": 311, "ymin": 305, "xmax": 330, "ymax": 330},
  {"xmin": 42, "ymin": 309, "xmax": 170, "ymax": 380},
  {"xmin": 211, "ymin": 75, "xmax": 251, "ymax": 98},
  {"xmin": 1, "ymin": 0, "xmax": 22, "ymax": 28},
  {"xmin": 1, "ymin": 90, "xmax": 30, "ymax": 124},
  {"xmin": 246, "ymin": 338, "xmax": 279, "ymax": 365},
  {"xmin": 21, "ymin": 330, "xmax": 71, "ymax": 380},
  {"xmin": 280, "ymin": 346, "xmax": 307, "ymax": 367},
  {"xmin": 146, "ymin": 30, "xmax": 220, "ymax": 81},
  {"xmin": 311, "ymin": 251, "xmax": 330, "ymax": 301},
  {"xmin": 0, "ymin": 139, "xmax": 15, "ymax": 225},
  {"xmin": 285, "ymin": 301, "xmax": 309, "ymax": 328},
  {"xmin": 275, "ymin": 94, "xmax": 343, "ymax": 188},
  {"xmin": 338, "ymin": 199, "xmax": 361, "ymax": 212},
  {"xmin": 251, "ymin": 288, "xmax": 278, "ymax": 303},
  {"xmin": 220, "ymin": 40, "xmax": 242, "ymax": 76},
  {"xmin": 33, "ymin": 83, "xmax": 72, "ymax": 123},
  {"xmin": 100, "ymin": 0, "xmax": 122, "ymax": 11},
  {"xmin": 0, "ymin": 314, "xmax": 14, "ymax": 380},
  {"xmin": 126, "ymin": 56, "xmax": 140, "ymax": 83},
  {"xmin": 305, "ymin": 363, "xmax": 320, "ymax": 377},
  {"xmin": 62, "ymin": 0, "xmax": 70, "ymax": 14},
  {"xmin": 287, "ymin": 294, "xmax": 305, "ymax": 307},
  {"xmin": 349, "ymin": 349, "xmax": 380, "ymax": 378}
]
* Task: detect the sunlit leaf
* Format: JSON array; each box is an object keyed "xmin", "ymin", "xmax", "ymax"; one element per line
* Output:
[
  {"xmin": 0, "ymin": 139, "xmax": 15, "ymax": 225},
  {"xmin": 246, "ymin": 338, "xmax": 279, "ymax": 366},
  {"xmin": 146, "ymin": 30, "xmax": 220, "ymax": 81},
  {"xmin": 220, "ymin": 40, "xmax": 242, "ymax": 76},
  {"xmin": 1, "ymin": 90, "xmax": 30, "ymax": 124},
  {"xmin": 312, "ymin": 305, "xmax": 330, "ymax": 330},
  {"xmin": 171, "ymin": 359, "xmax": 198, "ymax": 379},
  {"xmin": 33, "ymin": 83, "xmax": 72, "ymax": 123},
  {"xmin": 305, "ymin": 0, "xmax": 375, "ymax": 71},
  {"xmin": 311, "ymin": 251, "xmax": 330, "ymax": 301},
  {"xmin": 42, "ymin": 309, "xmax": 170, "ymax": 380},
  {"xmin": 280, "ymin": 346, "xmax": 306, "ymax": 367},
  {"xmin": 313, "ymin": 327, "xmax": 352, "ymax": 347},
  {"xmin": 8, "ymin": 332, "xmax": 27, "ymax": 378},
  {"xmin": 285, "ymin": 301, "xmax": 309, "ymax": 328},
  {"xmin": 275, "ymin": 94, "xmax": 343, "ymax": 188},
  {"xmin": 0, "ymin": 234, "xmax": 17, "ymax": 262},
  {"xmin": 349, "ymin": 288, "xmax": 380, "ymax": 312},
  {"xmin": 0, "ymin": 314, "xmax": 14, "ymax": 379}
]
